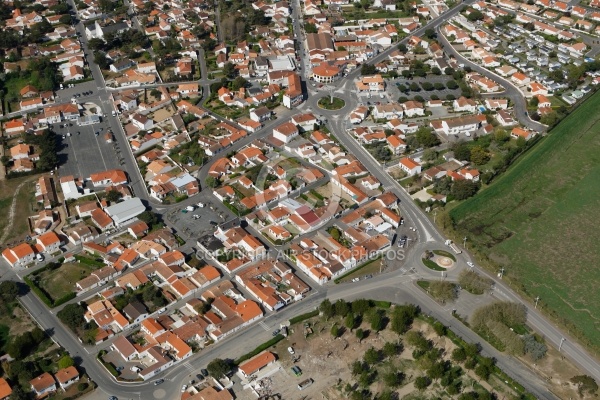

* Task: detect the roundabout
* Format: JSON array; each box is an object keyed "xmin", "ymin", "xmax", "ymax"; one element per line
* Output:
[{"xmin": 317, "ymin": 96, "xmax": 346, "ymax": 110}]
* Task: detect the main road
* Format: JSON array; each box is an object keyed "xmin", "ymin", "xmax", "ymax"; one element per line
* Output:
[{"xmin": 12, "ymin": 0, "xmax": 600, "ymax": 399}]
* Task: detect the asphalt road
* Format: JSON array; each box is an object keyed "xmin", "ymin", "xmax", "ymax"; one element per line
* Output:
[
  {"xmin": 435, "ymin": 28, "xmax": 547, "ymax": 132},
  {"xmin": 9, "ymin": 0, "xmax": 600, "ymax": 398}
]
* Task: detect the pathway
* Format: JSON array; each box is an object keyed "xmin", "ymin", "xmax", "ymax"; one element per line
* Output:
[{"xmin": 0, "ymin": 177, "xmax": 33, "ymax": 243}]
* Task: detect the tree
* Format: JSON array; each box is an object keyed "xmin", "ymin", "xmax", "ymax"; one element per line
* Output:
[
  {"xmin": 59, "ymin": 14, "xmax": 73, "ymax": 25},
  {"xmin": 57, "ymin": 304, "xmax": 85, "ymax": 331},
  {"xmin": 429, "ymin": 281, "xmax": 456, "ymax": 303},
  {"xmin": 304, "ymin": 23, "xmax": 318, "ymax": 33},
  {"xmin": 205, "ymin": 176, "xmax": 218, "ymax": 188},
  {"xmin": 391, "ymin": 304, "xmax": 418, "ymax": 335},
  {"xmin": 30, "ymin": 327, "xmax": 45, "ymax": 344},
  {"xmin": 361, "ymin": 64, "xmax": 377, "ymax": 75},
  {"xmin": 138, "ymin": 211, "xmax": 160, "ymax": 227},
  {"xmin": 231, "ymin": 76, "xmax": 248, "ymax": 91},
  {"xmin": 451, "ymin": 180, "xmax": 479, "ymax": 200},
  {"xmin": 458, "ymin": 270, "xmax": 492, "ymax": 295},
  {"xmin": 355, "ymin": 328, "xmax": 365, "ymax": 343},
  {"xmin": 88, "ymin": 38, "xmax": 106, "ymax": 51},
  {"xmin": 7, "ymin": 332, "xmax": 34, "ymax": 359},
  {"xmin": 207, "ymin": 358, "xmax": 230, "ymax": 378},
  {"xmin": 434, "ymin": 82, "xmax": 445, "ymax": 90},
  {"xmin": 94, "ymin": 52, "xmax": 110, "ymax": 69},
  {"xmin": 0, "ymin": 281, "xmax": 19, "ymax": 301},
  {"xmin": 351, "ymin": 360, "xmax": 367, "ymax": 376},
  {"xmin": 98, "ymin": 0, "xmax": 113, "ymax": 12},
  {"xmin": 571, "ymin": 375, "xmax": 599, "ymax": 397},
  {"xmin": 431, "ymin": 67, "xmax": 441, "ymax": 75},
  {"xmin": 345, "ymin": 314, "xmax": 356, "ymax": 331},
  {"xmin": 422, "ymin": 149, "xmax": 438, "ymax": 162},
  {"xmin": 421, "ymin": 82, "xmax": 434, "ymax": 91},
  {"xmin": 529, "ymin": 96, "xmax": 539, "ymax": 107},
  {"xmin": 424, "ymin": 28, "xmax": 436, "ymax": 39},
  {"xmin": 446, "ymin": 80, "xmax": 458, "ymax": 90},
  {"xmin": 433, "ymin": 321, "xmax": 447, "ymax": 337},
  {"xmin": 383, "ymin": 341, "xmax": 402, "ymax": 358},
  {"xmin": 414, "ymin": 376, "xmax": 431, "ymax": 390},
  {"xmin": 523, "ymin": 334, "xmax": 547, "ymax": 361},
  {"xmin": 415, "ymin": 127, "xmax": 440, "ymax": 148},
  {"xmin": 150, "ymin": 89, "xmax": 162, "ymax": 98},
  {"xmin": 451, "ymin": 143, "xmax": 469, "ymax": 162},
  {"xmin": 330, "ymin": 324, "xmax": 340, "ymax": 338},
  {"xmin": 364, "ymin": 347, "xmax": 382, "ymax": 364},
  {"xmin": 223, "ymin": 62, "xmax": 236, "ymax": 79},
  {"xmin": 105, "ymin": 189, "xmax": 122, "ymax": 203},
  {"xmin": 351, "ymin": 299, "xmax": 371, "ymax": 316},
  {"xmin": 319, "ymin": 299, "xmax": 335, "ymax": 320},
  {"xmin": 58, "ymin": 355, "xmax": 75, "ymax": 369},
  {"xmin": 470, "ymin": 146, "xmax": 490, "ymax": 165},
  {"xmin": 397, "ymin": 43, "xmax": 407, "ymax": 52},
  {"xmin": 383, "ymin": 371, "xmax": 403, "ymax": 388},
  {"xmin": 368, "ymin": 309, "xmax": 384, "ymax": 332},
  {"xmin": 452, "ymin": 347, "xmax": 467, "ymax": 362},
  {"xmin": 334, "ymin": 299, "xmax": 350, "ymax": 317},
  {"xmin": 409, "ymin": 82, "xmax": 420, "ymax": 92},
  {"xmin": 466, "ymin": 10, "xmax": 484, "ymax": 21},
  {"xmin": 9, "ymin": 386, "xmax": 28, "ymax": 400}
]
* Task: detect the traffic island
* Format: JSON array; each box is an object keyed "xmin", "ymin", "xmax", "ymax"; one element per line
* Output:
[
  {"xmin": 317, "ymin": 96, "xmax": 345, "ymax": 110},
  {"xmin": 422, "ymin": 250, "xmax": 456, "ymax": 271}
]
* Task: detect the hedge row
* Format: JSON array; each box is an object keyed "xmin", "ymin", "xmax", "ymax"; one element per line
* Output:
[
  {"xmin": 24, "ymin": 274, "xmax": 76, "ymax": 308},
  {"xmin": 289, "ymin": 310, "xmax": 319, "ymax": 325},
  {"xmin": 24, "ymin": 276, "xmax": 53, "ymax": 307},
  {"xmin": 235, "ymin": 334, "xmax": 285, "ymax": 365}
]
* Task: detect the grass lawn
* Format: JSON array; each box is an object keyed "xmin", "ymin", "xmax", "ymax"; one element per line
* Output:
[
  {"xmin": 318, "ymin": 96, "xmax": 345, "ymax": 110},
  {"xmin": 36, "ymin": 262, "xmax": 100, "ymax": 301},
  {"xmin": 450, "ymin": 90, "xmax": 600, "ymax": 350},
  {"xmin": 0, "ymin": 175, "xmax": 39, "ymax": 243},
  {"xmin": 422, "ymin": 258, "xmax": 446, "ymax": 271}
]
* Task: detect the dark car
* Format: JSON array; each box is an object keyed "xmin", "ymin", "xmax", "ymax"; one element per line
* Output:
[
  {"xmin": 209, "ymin": 221, "xmax": 218, "ymax": 226},
  {"xmin": 272, "ymin": 329, "xmax": 280, "ymax": 336},
  {"xmin": 201, "ymin": 369, "xmax": 209, "ymax": 377},
  {"xmin": 154, "ymin": 379, "xmax": 164, "ymax": 386}
]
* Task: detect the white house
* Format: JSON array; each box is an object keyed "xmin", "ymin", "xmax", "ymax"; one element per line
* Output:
[{"xmin": 399, "ymin": 157, "xmax": 421, "ymax": 176}]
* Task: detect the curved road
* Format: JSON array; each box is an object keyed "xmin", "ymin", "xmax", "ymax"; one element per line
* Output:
[{"xmin": 10, "ymin": 0, "xmax": 600, "ymax": 398}]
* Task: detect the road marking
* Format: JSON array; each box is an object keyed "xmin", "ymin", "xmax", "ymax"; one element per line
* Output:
[
  {"xmin": 183, "ymin": 362, "xmax": 195, "ymax": 373},
  {"xmin": 259, "ymin": 321, "xmax": 270, "ymax": 331}
]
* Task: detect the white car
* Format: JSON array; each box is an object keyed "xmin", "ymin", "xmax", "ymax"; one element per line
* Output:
[
  {"xmin": 467, "ymin": 262, "xmax": 475, "ymax": 268},
  {"xmin": 197, "ymin": 202, "xmax": 205, "ymax": 208},
  {"xmin": 181, "ymin": 385, "xmax": 187, "ymax": 392},
  {"xmin": 287, "ymin": 347, "xmax": 295, "ymax": 355}
]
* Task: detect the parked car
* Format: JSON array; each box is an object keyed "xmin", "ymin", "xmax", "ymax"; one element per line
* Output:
[
  {"xmin": 154, "ymin": 379, "xmax": 164, "ymax": 386},
  {"xmin": 288, "ymin": 346, "xmax": 295, "ymax": 355},
  {"xmin": 181, "ymin": 385, "xmax": 187, "ymax": 392},
  {"xmin": 272, "ymin": 329, "xmax": 281, "ymax": 336}
]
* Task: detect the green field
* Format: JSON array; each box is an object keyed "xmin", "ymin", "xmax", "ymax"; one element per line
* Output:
[
  {"xmin": 35, "ymin": 262, "xmax": 99, "ymax": 301},
  {"xmin": 450, "ymin": 90, "xmax": 600, "ymax": 349}
]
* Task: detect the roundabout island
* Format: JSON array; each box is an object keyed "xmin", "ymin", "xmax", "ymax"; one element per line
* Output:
[
  {"xmin": 422, "ymin": 250, "xmax": 457, "ymax": 271},
  {"xmin": 317, "ymin": 96, "xmax": 346, "ymax": 110}
]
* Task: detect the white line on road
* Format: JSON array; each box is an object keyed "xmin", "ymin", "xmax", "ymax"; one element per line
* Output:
[{"xmin": 259, "ymin": 321, "xmax": 270, "ymax": 331}]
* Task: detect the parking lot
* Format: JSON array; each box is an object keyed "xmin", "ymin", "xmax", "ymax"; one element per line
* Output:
[
  {"xmin": 55, "ymin": 116, "xmax": 122, "ymax": 179},
  {"xmin": 164, "ymin": 196, "xmax": 230, "ymax": 239}
]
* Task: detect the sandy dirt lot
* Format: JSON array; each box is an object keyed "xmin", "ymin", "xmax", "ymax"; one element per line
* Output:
[{"xmin": 237, "ymin": 311, "xmax": 524, "ymax": 400}]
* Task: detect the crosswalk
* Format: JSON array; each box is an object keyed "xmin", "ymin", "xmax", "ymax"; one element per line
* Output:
[
  {"xmin": 259, "ymin": 321, "xmax": 270, "ymax": 332},
  {"xmin": 183, "ymin": 362, "xmax": 195, "ymax": 373}
]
